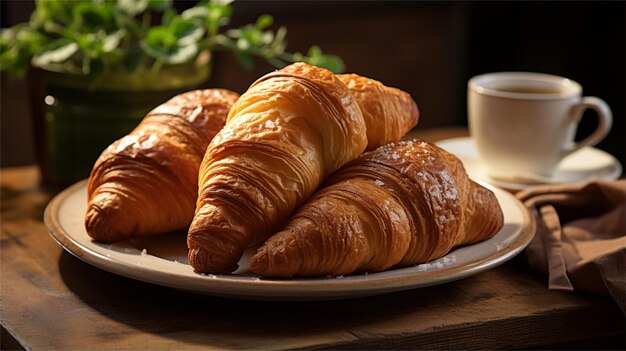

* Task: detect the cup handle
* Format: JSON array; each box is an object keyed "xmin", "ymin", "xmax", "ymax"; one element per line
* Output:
[{"xmin": 564, "ymin": 96, "xmax": 612, "ymax": 156}]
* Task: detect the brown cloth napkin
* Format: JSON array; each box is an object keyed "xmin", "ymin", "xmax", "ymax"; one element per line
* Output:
[{"xmin": 516, "ymin": 180, "xmax": 626, "ymax": 314}]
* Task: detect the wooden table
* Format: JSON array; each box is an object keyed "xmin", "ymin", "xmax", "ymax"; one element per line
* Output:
[{"xmin": 2, "ymin": 128, "xmax": 624, "ymax": 350}]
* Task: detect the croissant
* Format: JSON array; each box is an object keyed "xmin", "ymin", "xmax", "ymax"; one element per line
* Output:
[
  {"xmin": 337, "ymin": 74, "xmax": 419, "ymax": 150},
  {"xmin": 85, "ymin": 89, "xmax": 239, "ymax": 242},
  {"xmin": 250, "ymin": 139, "xmax": 504, "ymax": 277},
  {"xmin": 188, "ymin": 63, "xmax": 419, "ymax": 273}
]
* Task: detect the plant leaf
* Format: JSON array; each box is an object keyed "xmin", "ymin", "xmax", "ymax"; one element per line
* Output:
[
  {"xmin": 261, "ymin": 32, "xmax": 274, "ymax": 45},
  {"xmin": 169, "ymin": 17, "xmax": 205, "ymax": 46},
  {"xmin": 256, "ymin": 14, "xmax": 273, "ymax": 30},
  {"xmin": 304, "ymin": 46, "xmax": 345, "ymax": 73},
  {"xmin": 213, "ymin": 0, "xmax": 235, "ymax": 5},
  {"xmin": 2, "ymin": 0, "xmax": 347, "ymax": 78},
  {"xmin": 162, "ymin": 8, "xmax": 177, "ymax": 26},
  {"xmin": 225, "ymin": 28, "xmax": 241, "ymax": 38},
  {"xmin": 142, "ymin": 41, "xmax": 198, "ymax": 64},
  {"xmin": 73, "ymin": 33, "xmax": 95, "ymax": 51},
  {"xmin": 31, "ymin": 0, "xmax": 74, "ymax": 28},
  {"xmin": 203, "ymin": 1, "xmax": 233, "ymax": 36},
  {"xmin": 141, "ymin": 26, "xmax": 198, "ymax": 65},
  {"xmin": 147, "ymin": 0, "xmax": 172, "ymax": 11},
  {"xmin": 181, "ymin": 6, "xmax": 209, "ymax": 21},
  {"xmin": 103, "ymin": 29, "xmax": 126, "ymax": 52},
  {"xmin": 72, "ymin": 2, "xmax": 117, "ymax": 33},
  {"xmin": 145, "ymin": 26, "xmax": 176, "ymax": 49},
  {"xmin": 292, "ymin": 52, "xmax": 305, "ymax": 62},
  {"xmin": 116, "ymin": 0, "xmax": 148, "ymax": 16},
  {"xmin": 164, "ymin": 43, "xmax": 198, "ymax": 64},
  {"xmin": 0, "ymin": 27, "xmax": 34, "ymax": 76},
  {"xmin": 270, "ymin": 26, "xmax": 287, "ymax": 54},
  {"xmin": 32, "ymin": 39, "xmax": 78, "ymax": 67},
  {"xmin": 236, "ymin": 38, "xmax": 250, "ymax": 51},
  {"xmin": 307, "ymin": 45, "xmax": 322, "ymax": 58}
]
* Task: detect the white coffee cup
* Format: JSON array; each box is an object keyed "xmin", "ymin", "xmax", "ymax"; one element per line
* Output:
[{"xmin": 468, "ymin": 72, "xmax": 612, "ymax": 182}]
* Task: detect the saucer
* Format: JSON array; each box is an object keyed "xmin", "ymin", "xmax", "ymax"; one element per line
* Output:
[{"xmin": 435, "ymin": 137, "xmax": 623, "ymax": 191}]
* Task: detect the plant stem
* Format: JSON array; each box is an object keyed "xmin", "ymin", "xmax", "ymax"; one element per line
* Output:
[
  {"xmin": 149, "ymin": 59, "xmax": 163, "ymax": 74},
  {"xmin": 277, "ymin": 52, "xmax": 295, "ymax": 62},
  {"xmin": 141, "ymin": 12, "xmax": 152, "ymax": 35}
]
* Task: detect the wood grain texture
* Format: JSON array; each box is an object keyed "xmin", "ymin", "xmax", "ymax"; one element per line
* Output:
[{"xmin": 1, "ymin": 130, "xmax": 624, "ymax": 351}]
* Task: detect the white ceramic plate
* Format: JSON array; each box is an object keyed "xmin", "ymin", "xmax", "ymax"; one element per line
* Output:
[
  {"xmin": 44, "ymin": 180, "xmax": 535, "ymax": 301},
  {"xmin": 437, "ymin": 137, "xmax": 622, "ymax": 191}
]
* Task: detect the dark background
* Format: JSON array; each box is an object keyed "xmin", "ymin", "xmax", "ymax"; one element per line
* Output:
[{"xmin": 2, "ymin": 1, "xmax": 624, "ymax": 169}]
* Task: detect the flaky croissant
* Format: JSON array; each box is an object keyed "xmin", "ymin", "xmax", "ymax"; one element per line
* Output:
[
  {"xmin": 85, "ymin": 89, "xmax": 239, "ymax": 242},
  {"xmin": 337, "ymin": 74, "xmax": 419, "ymax": 150},
  {"xmin": 188, "ymin": 63, "xmax": 419, "ymax": 273},
  {"xmin": 250, "ymin": 139, "xmax": 504, "ymax": 277}
]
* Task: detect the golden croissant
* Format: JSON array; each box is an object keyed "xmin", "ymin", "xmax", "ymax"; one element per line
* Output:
[
  {"xmin": 188, "ymin": 63, "xmax": 419, "ymax": 273},
  {"xmin": 85, "ymin": 89, "xmax": 239, "ymax": 242},
  {"xmin": 336, "ymin": 74, "xmax": 419, "ymax": 150},
  {"xmin": 250, "ymin": 139, "xmax": 504, "ymax": 277}
]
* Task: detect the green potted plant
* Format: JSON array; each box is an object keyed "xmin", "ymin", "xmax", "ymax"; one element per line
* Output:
[{"xmin": 1, "ymin": 0, "xmax": 344, "ymax": 185}]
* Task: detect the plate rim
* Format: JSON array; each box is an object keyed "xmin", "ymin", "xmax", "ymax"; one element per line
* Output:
[{"xmin": 44, "ymin": 180, "xmax": 536, "ymax": 298}]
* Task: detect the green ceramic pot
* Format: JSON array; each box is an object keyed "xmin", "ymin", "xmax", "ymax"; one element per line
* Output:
[{"xmin": 32, "ymin": 53, "xmax": 211, "ymax": 186}]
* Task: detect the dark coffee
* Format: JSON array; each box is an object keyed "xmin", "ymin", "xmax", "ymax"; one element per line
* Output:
[{"xmin": 496, "ymin": 86, "xmax": 564, "ymax": 94}]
